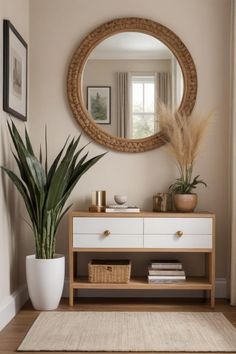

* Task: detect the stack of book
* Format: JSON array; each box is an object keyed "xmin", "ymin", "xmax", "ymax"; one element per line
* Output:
[
  {"xmin": 105, "ymin": 204, "xmax": 140, "ymax": 213},
  {"xmin": 148, "ymin": 260, "xmax": 186, "ymax": 283}
]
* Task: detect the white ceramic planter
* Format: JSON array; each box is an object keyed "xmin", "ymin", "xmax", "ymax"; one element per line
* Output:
[{"xmin": 26, "ymin": 254, "xmax": 65, "ymax": 310}]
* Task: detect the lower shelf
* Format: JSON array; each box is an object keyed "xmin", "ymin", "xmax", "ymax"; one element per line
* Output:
[{"xmin": 72, "ymin": 277, "xmax": 212, "ymax": 290}]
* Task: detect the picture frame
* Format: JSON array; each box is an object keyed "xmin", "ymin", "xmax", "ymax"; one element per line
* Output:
[
  {"xmin": 87, "ymin": 86, "xmax": 111, "ymax": 124},
  {"xmin": 3, "ymin": 19, "xmax": 28, "ymax": 121}
]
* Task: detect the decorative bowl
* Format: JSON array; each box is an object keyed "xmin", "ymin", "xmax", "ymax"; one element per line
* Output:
[{"xmin": 114, "ymin": 195, "xmax": 127, "ymax": 205}]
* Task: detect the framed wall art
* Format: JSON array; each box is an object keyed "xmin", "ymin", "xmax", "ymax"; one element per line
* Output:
[
  {"xmin": 3, "ymin": 19, "xmax": 28, "ymax": 121},
  {"xmin": 87, "ymin": 86, "xmax": 111, "ymax": 124}
]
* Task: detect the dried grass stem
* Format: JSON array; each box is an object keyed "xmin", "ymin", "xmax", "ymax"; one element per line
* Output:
[{"xmin": 158, "ymin": 103, "xmax": 212, "ymax": 184}]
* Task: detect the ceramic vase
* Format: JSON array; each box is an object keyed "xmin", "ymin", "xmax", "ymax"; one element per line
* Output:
[
  {"xmin": 26, "ymin": 254, "xmax": 65, "ymax": 310},
  {"xmin": 173, "ymin": 193, "xmax": 198, "ymax": 212}
]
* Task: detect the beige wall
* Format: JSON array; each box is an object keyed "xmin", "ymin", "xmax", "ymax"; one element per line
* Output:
[
  {"xmin": 83, "ymin": 59, "xmax": 171, "ymax": 136},
  {"xmin": 230, "ymin": 0, "xmax": 236, "ymax": 305},
  {"xmin": 28, "ymin": 0, "xmax": 231, "ymax": 285},
  {"xmin": 0, "ymin": 0, "xmax": 30, "ymax": 306}
]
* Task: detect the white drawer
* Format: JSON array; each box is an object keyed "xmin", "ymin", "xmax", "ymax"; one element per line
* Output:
[
  {"xmin": 73, "ymin": 217, "xmax": 143, "ymax": 235},
  {"xmin": 144, "ymin": 234, "xmax": 212, "ymax": 249},
  {"xmin": 73, "ymin": 233, "xmax": 143, "ymax": 248},
  {"xmin": 144, "ymin": 218, "xmax": 212, "ymax": 235}
]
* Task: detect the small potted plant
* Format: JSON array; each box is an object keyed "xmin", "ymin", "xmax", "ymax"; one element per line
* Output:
[
  {"xmin": 1, "ymin": 121, "xmax": 105, "ymax": 310},
  {"xmin": 158, "ymin": 104, "xmax": 212, "ymax": 212}
]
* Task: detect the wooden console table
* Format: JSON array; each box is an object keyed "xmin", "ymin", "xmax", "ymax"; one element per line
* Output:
[{"xmin": 68, "ymin": 211, "xmax": 215, "ymax": 307}]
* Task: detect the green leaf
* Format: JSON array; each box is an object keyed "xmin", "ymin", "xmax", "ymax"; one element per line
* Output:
[
  {"xmin": 169, "ymin": 174, "xmax": 207, "ymax": 194},
  {"xmin": 2, "ymin": 122, "xmax": 106, "ymax": 259},
  {"xmin": 39, "ymin": 145, "xmax": 42, "ymax": 164},
  {"xmin": 1, "ymin": 166, "xmax": 36, "ymax": 225},
  {"xmin": 45, "ymin": 137, "xmax": 81, "ymax": 209},
  {"xmin": 46, "ymin": 136, "xmax": 69, "ymax": 186},
  {"xmin": 25, "ymin": 154, "xmax": 46, "ymax": 191},
  {"xmin": 25, "ymin": 127, "xmax": 35, "ymax": 156},
  {"xmin": 55, "ymin": 203, "xmax": 73, "ymax": 231},
  {"xmin": 7, "ymin": 120, "xmax": 25, "ymax": 153},
  {"xmin": 45, "ymin": 126, "xmax": 48, "ymax": 176}
]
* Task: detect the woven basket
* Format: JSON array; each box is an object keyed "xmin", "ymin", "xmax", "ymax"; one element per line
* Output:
[{"xmin": 88, "ymin": 260, "xmax": 131, "ymax": 283}]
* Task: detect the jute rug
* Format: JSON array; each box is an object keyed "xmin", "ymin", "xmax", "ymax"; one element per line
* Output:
[{"xmin": 18, "ymin": 311, "xmax": 236, "ymax": 352}]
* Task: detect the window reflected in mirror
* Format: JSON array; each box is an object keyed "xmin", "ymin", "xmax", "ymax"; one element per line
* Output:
[
  {"xmin": 82, "ymin": 32, "xmax": 184, "ymax": 140},
  {"xmin": 131, "ymin": 74, "xmax": 156, "ymax": 139}
]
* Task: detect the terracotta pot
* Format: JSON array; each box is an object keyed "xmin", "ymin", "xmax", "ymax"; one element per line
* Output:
[{"xmin": 173, "ymin": 193, "xmax": 198, "ymax": 212}]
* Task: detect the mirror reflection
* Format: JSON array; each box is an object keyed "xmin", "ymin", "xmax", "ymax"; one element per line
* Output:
[{"xmin": 82, "ymin": 32, "xmax": 184, "ymax": 139}]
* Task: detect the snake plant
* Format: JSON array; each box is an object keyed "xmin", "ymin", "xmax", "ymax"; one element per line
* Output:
[{"xmin": 1, "ymin": 121, "xmax": 105, "ymax": 259}]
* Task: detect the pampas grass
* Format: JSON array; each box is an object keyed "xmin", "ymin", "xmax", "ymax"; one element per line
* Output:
[{"xmin": 158, "ymin": 103, "xmax": 212, "ymax": 193}]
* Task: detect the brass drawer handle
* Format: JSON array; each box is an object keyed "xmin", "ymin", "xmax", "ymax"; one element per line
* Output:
[
  {"xmin": 104, "ymin": 230, "xmax": 111, "ymax": 237},
  {"xmin": 176, "ymin": 230, "xmax": 183, "ymax": 237}
]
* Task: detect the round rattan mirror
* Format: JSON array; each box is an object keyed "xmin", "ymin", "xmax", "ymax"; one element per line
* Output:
[{"xmin": 67, "ymin": 17, "xmax": 197, "ymax": 153}]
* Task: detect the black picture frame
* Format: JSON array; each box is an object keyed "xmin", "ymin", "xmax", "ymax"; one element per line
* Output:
[
  {"xmin": 87, "ymin": 86, "xmax": 111, "ymax": 124},
  {"xmin": 3, "ymin": 19, "xmax": 28, "ymax": 121}
]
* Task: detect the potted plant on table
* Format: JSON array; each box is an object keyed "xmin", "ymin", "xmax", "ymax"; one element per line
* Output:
[
  {"xmin": 1, "ymin": 121, "xmax": 105, "ymax": 310},
  {"xmin": 158, "ymin": 104, "xmax": 212, "ymax": 212}
]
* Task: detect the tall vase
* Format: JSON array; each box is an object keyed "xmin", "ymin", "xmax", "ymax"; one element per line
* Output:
[
  {"xmin": 173, "ymin": 193, "xmax": 198, "ymax": 212},
  {"xmin": 26, "ymin": 254, "xmax": 65, "ymax": 310}
]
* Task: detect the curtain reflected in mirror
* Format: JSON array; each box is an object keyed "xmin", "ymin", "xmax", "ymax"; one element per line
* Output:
[{"xmin": 82, "ymin": 32, "xmax": 184, "ymax": 140}]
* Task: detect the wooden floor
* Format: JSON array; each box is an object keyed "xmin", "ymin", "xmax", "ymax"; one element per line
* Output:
[{"xmin": 0, "ymin": 298, "xmax": 236, "ymax": 354}]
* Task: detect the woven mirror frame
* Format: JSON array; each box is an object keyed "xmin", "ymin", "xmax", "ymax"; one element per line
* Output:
[{"xmin": 67, "ymin": 17, "xmax": 197, "ymax": 153}]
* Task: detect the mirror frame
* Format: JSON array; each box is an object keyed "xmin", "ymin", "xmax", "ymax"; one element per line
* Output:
[{"xmin": 67, "ymin": 17, "xmax": 197, "ymax": 153}]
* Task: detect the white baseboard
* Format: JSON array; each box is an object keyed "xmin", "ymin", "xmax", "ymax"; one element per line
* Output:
[
  {"xmin": 62, "ymin": 278, "xmax": 227, "ymax": 299},
  {"xmin": 0, "ymin": 284, "xmax": 28, "ymax": 331}
]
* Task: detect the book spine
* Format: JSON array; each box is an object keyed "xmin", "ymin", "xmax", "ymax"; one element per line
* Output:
[
  {"xmin": 148, "ymin": 279, "xmax": 186, "ymax": 284},
  {"xmin": 105, "ymin": 208, "xmax": 140, "ymax": 213},
  {"xmin": 148, "ymin": 275, "xmax": 186, "ymax": 280},
  {"xmin": 150, "ymin": 264, "xmax": 183, "ymax": 270},
  {"xmin": 148, "ymin": 270, "xmax": 185, "ymax": 276}
]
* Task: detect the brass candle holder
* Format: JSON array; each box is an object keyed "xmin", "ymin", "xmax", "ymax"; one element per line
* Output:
[{"xmin": 89, "ymin": 190, "xmax": 106, "ymax": 212}]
